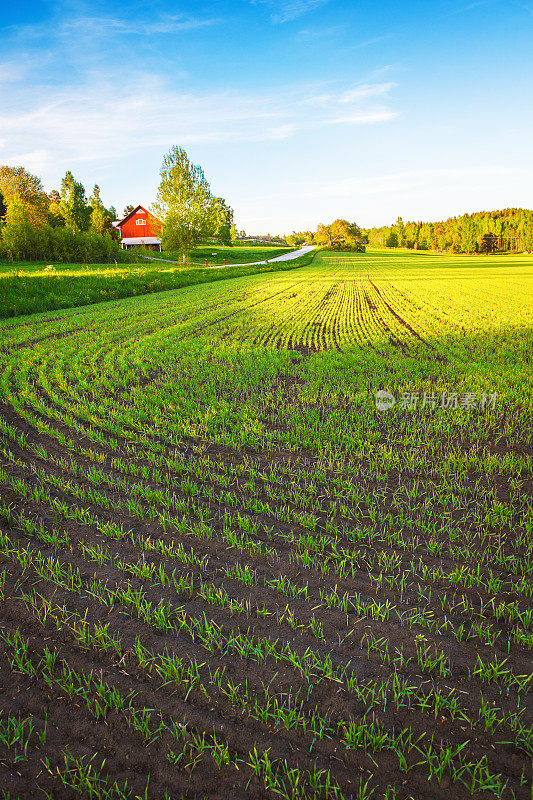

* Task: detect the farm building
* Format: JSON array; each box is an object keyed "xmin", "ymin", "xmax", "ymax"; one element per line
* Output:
[{"xmin": 114, "ymin": 206, "xmax": 162, "ymax": 251}]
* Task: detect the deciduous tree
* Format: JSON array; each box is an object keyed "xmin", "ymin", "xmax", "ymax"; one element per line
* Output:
[
  {"xmin": 153, "ymin": 146, "xmax": 215, "ymax": 254},
  {"xmin": 314, "ymin": 223, "xmax": 333, "ymax": 247},
  {"xmin": 286, "ymin": 231, "xmax": 306, "ymax": 246},
  {"xmin": 394, "ymin": 216, "xmax": 406, "ymax": 248},
  {"xmin": 48, "ymin": 190, "xmax": 64, "ymax": 227},
  {"xmin": 58, "ymin": 171, "xmax": 91, "ymax": 232},
  {"xmin": 210, "ymin": 197, "xmax": 234, "ymax": 246},
  {"xmin": 89, "ymin": 185, "xmax": 115, "ymax": 236},
  {"xmin": 314, "ymin": 220, "xmax": 361, "ymax": 249},
  {"xmin": 1, "ymin": 197, "xmax": 45, "ymax": 259},
  {"xmin": 0, "ymin": 165, "xmax": 49, "ymax": 225},
  {"xmin": 329, "ymin": 219, "xmax": 360, "ymax": 247}
]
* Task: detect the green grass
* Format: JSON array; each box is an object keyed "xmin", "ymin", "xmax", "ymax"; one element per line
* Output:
[{"xmin": 0, "ymin": 246, "xmax": 309, "ymax": 319}]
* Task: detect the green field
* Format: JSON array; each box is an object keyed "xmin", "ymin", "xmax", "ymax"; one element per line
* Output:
[
  {"xmin": 0, "ymin": 244, "xmax": 303, "ymax": 319},
  {"xmin": 0, "ymin": 249, "xmax": 532, "ymax": 799}
]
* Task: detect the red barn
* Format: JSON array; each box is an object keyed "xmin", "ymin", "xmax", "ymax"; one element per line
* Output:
[{"xmin": 114, "ymin": 205, "xmax": 162, "ymax": 251}]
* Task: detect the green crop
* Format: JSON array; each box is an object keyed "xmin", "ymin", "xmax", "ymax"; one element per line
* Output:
[{"xmin": 0, "ymin": 247, "xmax": 531, "ymax": 799}]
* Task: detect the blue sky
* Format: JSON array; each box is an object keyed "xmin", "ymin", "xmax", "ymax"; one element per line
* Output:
[{"xmin": 1, "ymin": 0, "xmax": 532, "ymax": 233}]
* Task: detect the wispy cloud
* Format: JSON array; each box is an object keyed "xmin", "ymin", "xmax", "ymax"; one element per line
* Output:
[
  {"xmin": 7, "ymin": 12, "xmax": 219, "ymax": 41},
  {"xmin": 509, "ymin": 0, "xmax": 533, "ymax": 14},
  {"xmin": 446, "ymin": 0, "xmax": 493, "ymax": 15},
  {"xmin": 252, "ymin": 0, "xmax": 331, "ymax": 23},
  {"xmin": 0, "ymin": 61, "xmax": 27, "ymax": 83},
  {"xmin": 296, "ymin": 25, "xmax": 341, "ymax": 39},
  {"xmin": 0, "ymin": 71, "xmax": 400, "ymax": 180},
  {"xmin": 0, "ymin": 149, "xmax": 51, "ymax": 174},
  {"xmin": 338, "ymin": 82, "xmax": 398, "ymax": 102},
  {"xmin": 61, "ymin": 14, "xmax": 219, "ymax": 36},
  {"xmin": 364, "ymin": 65, "xmax": 397, "ymax": 79},
  {"xmin": 321, "ymin": 108, "xmax": 399, "ymax": 125},
  {"xmin": 352, "ymin": 34, "xmax": 395, "ymax": 49}
]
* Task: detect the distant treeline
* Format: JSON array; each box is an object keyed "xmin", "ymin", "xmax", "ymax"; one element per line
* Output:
[{"xmin": 363, "ymin": 209, "xmax": 533, "ymax": 253}]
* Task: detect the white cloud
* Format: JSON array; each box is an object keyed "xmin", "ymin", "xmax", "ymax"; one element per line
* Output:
[
  {"xmin": 0, "ymin": 62, "xmax": 25, "ymax": 83},
  {"xmin": 296, "ymin": 25, "xmax": 341, "ymax": 39},
  {"xmin": 352, "ymin": 34, "xmax": 395, "ymax": 50},
  {"xmin": 321, "ymin": 108, "xmax": 399, "ymax": 125},
  {"xmin": 339, "ymin": 82, "xmax": 397, "ymax": 102},
  {"xmin": 2, "ymin": 149, "xmax": 52, "ymax": 173},
  {"xmin": 303, "ymin": 92, "xmax": 335, "ymax": 104}
]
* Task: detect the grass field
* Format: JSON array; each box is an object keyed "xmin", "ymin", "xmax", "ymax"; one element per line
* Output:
[
  {"xmin": 0, "ymin": 245, "xmax": 301, "ymax": 320},
  {"xmin": 0, "ymin": 248, "xmax": 532, "ymax": 799}
]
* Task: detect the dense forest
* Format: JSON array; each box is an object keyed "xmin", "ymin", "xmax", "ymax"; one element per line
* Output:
[
  {"xmin": 286, "ymin": 209, "xmax": 533, "ymax": 253},
  {"xmin": 363, "ymin": 208, "xmax": 533, "ymax": 253}
]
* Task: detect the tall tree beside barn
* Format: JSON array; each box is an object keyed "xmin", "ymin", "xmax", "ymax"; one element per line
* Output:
[
  {"xmin": 58, "ymin": 171, "xmax": 91, "ymax": 232},
  {"xmin": 153, "ymin": 146, "xmax": 217, "ymax": 255},
  {"xmin": 89, "ymin": 185, "xmax": 115, "ymax": 236}
]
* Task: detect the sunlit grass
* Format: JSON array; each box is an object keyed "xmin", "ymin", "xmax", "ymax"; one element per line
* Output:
[{"xmin": 0, "ymin": 246, "xmax": 309, "ymax": 319}]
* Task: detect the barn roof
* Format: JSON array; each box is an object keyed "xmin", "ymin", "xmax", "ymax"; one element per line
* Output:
[{"xmin": 115, "ymin": 205, "xmax": 161, "ymax": 228}]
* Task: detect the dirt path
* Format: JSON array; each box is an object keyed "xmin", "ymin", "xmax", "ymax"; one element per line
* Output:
[{"xmin": 140, "ymin": 245, "xmax": 316, "ymax": 268}]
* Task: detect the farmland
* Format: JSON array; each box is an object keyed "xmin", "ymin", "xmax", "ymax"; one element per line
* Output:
[{"xmin": 0, "ymin": 248, "xmax": 532, "ymax": 799}]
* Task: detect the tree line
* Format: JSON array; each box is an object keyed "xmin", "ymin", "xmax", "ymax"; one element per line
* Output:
[
  {"xmin": 363, "ymin": 209, "xmax": 533, "ymax": 253},
  {"xmin": 3, "ymin": 153, "xmax": 532, "ymax": 262},
  {"xmin": 0, "ymin": 166, "xmax": 125, "ymax": 261},
  {"xmin": 287, "ymin": 209, "xmax": 533, "ymax": 254},
  {"xmin": 0, "ymin": 148, "xmax": 236, "ymax": 261}
]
